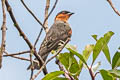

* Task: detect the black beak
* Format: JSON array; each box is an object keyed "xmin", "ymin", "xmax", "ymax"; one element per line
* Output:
[{"xmin": 69, "ymin": 12, "xmax": 74, "ymax": 15}]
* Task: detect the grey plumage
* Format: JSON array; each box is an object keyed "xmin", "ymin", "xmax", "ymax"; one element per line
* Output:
[{"xmin": 28, "ymin": 20, "xmax": 72, "ymax": 70}]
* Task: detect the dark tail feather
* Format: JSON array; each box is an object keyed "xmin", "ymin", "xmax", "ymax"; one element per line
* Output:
[
  {"xmin": 27, "ymin": 64, "xmax": 31, "ymax": 70},
  {"xmin": 27, "ymin": 53, "xmax": 49, "ymax": 71}
]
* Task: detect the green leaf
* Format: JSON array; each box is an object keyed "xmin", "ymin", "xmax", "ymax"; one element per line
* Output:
[
  {"xmin": 100, "ymin": 69, "xmax": 115, "ymax": 80},
  {"xmin": 102, "ymin": 31, "xmax": 114, "ymax": 64},
  {"xmin": 103, "ymin": 31, "xmax": 114, "ymax": 44},
  {"xmin": 67, "ymin": 48, "xmax": 87, "ymax": 67},
  {"xmin": 112, "ymin": 51, "xmax": 120, "ymax": 69},
  {"xmin": 52, "ymin": 77, "xmax": 68, "ymax": 80},
  {"xmin": 79, "ymin": 44, "xmax": 94, "ymax": 73},
  {"xmin": 109, "ymin": 69, "xmax": 120, "ymax": 78},
  {"xmin": 65, "ymin": 44, "xmax": 77, "ymax": 52},
  {"xmin": 102, "ymin": 44, "xmax": 111, "ymax": 64},
  {"xmin": 83, "ymin": 44, "xmax": 94, "ymax": 61},
  {"xmin": 42, "ymin": 71, "xmax": 64, "ymax": 80},
  {"xmin": 58, "ymin": 52, "xmax": 80, "ymax": 77},
  {"xmin": 93, "ymin": 37, "xmax": 104, "ymax": 63},
  {"xmin": 58, "ymin": 53, "xmax": 70, "ymax": 69},
  {"xmin": 92, "ymin": 31, "xmax": 114, "ymax": 64},
  {"xmin": 92, "ymin": 35, "xmax": 98, "ymax": 41},
  {"xmin": 69, "ymin": 53, "xmax": 80, "ymax": 74}
]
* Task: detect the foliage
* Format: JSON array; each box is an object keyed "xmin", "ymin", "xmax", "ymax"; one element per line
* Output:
[{"xmin": 42, "ymin": 31, "xmax": 120, "ymax": 80}]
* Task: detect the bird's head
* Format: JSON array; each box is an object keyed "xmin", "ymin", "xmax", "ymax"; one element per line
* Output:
[{"xmin": 55, "ymin": 11, "xmax": 74, "ymax": 22}]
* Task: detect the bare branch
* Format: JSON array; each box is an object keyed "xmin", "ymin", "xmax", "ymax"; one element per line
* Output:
[
  {"xmin": 5, "ymin": 0, "xmax": 43, "ymax": 66},
  {"xmin": 44, "ymin": 0, "xmax": 50, "ymax": 32},
  {"xmin": 34, "ymin": 0, "xmax": 58, "ymax": 47},
  {"xmin": 5, "ymin": 0, "xmax": 33, "ymax": 49},
  {"xmin": 20, "ymin": 0, "xmax": 44, "ymax": 28},
  {"xmin": 88, "ymin": 67, "xmax": 95, "ymax": 80},
  {"xmin": 40, "ymin": 0, "xmax": 51, "ymax": 75},
  {"xmin": 30, "ymin": 51, "xmax": 34, "ymax": 80},
  {"xmin": 4, "ymin": 51, "xmax": 38, "ymax": 63},
  {"xmin": 56, "ymin": 59, "xmax": 74, "ymax": 80},
  {"xmin": 107, "ymin": 0, "xmax": 120, "ymax": 16},
  {"xmin": 94, "ymin": 72, "xmax": 100, "ymax": 78},
  {"xmin": 0, "ymin": 0, "xmax": 7, "ymax": 68},
  {"xmin": 34, "ymin": 28, "xmax": 43, "ymax": 47},
  {"xmin": 3, "ymin": 50, "xmax": 30, "ymax": 56},
  {"xmin": 30, "ymin": 69, "xmax": 34, "ymax": 80},
  {"xmin": 31, "ymin": 38, "xmax": 70, "ymax": 80},
  {"xmin": 4, "ymin": 51, "xmax": 31, "ymax": 61},
  {"xmin": 43, "ymin": 0, "xmax": 58, "ymax": 27}
]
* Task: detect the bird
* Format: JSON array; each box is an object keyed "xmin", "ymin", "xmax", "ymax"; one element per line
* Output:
[{"xmin": 27, "ymin": 10, "xmax": 74, "ymax": 71}]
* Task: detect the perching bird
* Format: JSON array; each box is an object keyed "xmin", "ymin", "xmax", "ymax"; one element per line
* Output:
[{"xmin": 28, "ymin": 10, "xmax": 74, "ymax": 70}]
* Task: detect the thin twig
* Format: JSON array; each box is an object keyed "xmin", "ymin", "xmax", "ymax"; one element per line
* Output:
[
  {"xmin": 31, "ymin": 38, "xmax": 70, "ymax": 80},
  {"xmin": 94, "ymin": 72, "xmax": 100, "ymax": 78},
  {"xmin": 34, "ymin": 28, "xmax": 43, "ymax": 47},
  {"xmin": 34, "ymin": 0, "xmax": 58, "ymax": 47},
  {"xmin": 5, "ymin": 0, "xmax": 33, "ymax": 49},
  {"xmin": 20, "ymin": 0, "xmax": 44, "ymax": 47},
  {"xmin": 20, "ymin": 0, "xmax": 46, "ymax": 75},
  {"xmin": 41, "ymin": 0, "xmax": 51, "ymax": 75},
  {"xmin": 4, "ymin": 51, "xmax": 31, "ymax": 61},
  {"xmin": 4, "ymin": 51, "xmax": 38, "ymax": 63},
  {"xmin": 43, "ymin": 0, "xmax": 58, "ymax": 27},
  {"xmin": 44, "ymin": 0, "xmax": 50, "ymax": 31},
  {"xmin": 30, "ymin": 50, "xmax": 34, "ymax": 80},
  {"xmin": 107, "ymin": 0, "xmax": 120, "ymax": 16},
  {"xmin": 56, "ymin": 59, "xmax": 74, "ymax": 80},
  {"xmin": 0, "ymin": 0, "xmax": 7, "ymax": 68},
  {"xmin": 30, "ymin": 69, "xmax": 34, "ymax": 80},
  {"xmin": 3, "ymin": 50, "xmax": 30, "ymax": 56},
  {"xmin": 5, "ymin": 0, "xmax": 43, "ymax": 66},
  {"xmin": 21, "ymin": 0, "xmax": 44, "ymax": 27}
]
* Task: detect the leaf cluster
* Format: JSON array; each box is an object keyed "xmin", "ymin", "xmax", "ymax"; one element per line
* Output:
[{"xmin": 42, "ymin": 31, "xmax": 120, "ymax": 80}]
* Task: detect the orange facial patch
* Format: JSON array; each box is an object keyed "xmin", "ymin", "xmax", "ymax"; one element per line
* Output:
[{"xmin": 55, "ymin": 13, "xmax": 70, "ymax": 22}]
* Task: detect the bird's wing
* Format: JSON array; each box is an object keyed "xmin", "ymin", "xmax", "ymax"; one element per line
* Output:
[{"xmin": 39, "ymin": 21, "xmax": 71, "ymax": 59}]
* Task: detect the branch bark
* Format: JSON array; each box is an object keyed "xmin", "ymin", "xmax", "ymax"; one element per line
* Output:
[
  {"xmin": 5, "ymin": 0, "xmax": 44, "ymax": 69},
  {"xmin": 3, "ymin": 50, "xmax": 30, "ymax": 56},
  {"xmin": 0, "ymin": 0, "xmax": 7, "ymax": 68},
  {"xmin": 56, "ymin": 59, "xmax": 74, "ymax": 80},
  {"xmin": 44, "ymin": 0, "xmax": 50, "ymax": 32},
  {"xmin": 4, "ymin": 51, "xmax": 38, "ymax": 63},
  {"xmin": 20, "ymin": 0, "xmax": 44, "ymax": 28},
  {"xmin": 107, "ymin": 0, "xmax": 120, "ymax": 16}
]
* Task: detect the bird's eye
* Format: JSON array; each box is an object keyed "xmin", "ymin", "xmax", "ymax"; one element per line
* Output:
[{"xmin": 62, "ymin": 12, "xmax": 66, "ymax": 14}]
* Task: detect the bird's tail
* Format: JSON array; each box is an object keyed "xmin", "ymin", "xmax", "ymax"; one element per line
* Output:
[{"xmin": 27, "ymin": 53, "xmax": 49, "ymax": 70}]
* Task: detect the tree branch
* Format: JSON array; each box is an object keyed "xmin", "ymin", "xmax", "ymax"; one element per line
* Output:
[
  {"xmin": 4, "ymin": 51, "xmax": 38, "ymax": 63},
  {"xmin": 3, "ymin": 50, "xmax": 30, "ymax": 56},
  {"xmin": 5, "ymin": 0, "xmax": 44, "ymax": 66},
  {"xmin": 94, "ymin": 72, "xmax": 100, "ymax": 78},
  {"xmin": 107, "ymin": 0, "xmax": 120, "ymax": 16},
  {"xmin": 88, "ymin": 67, "xmax": 95, "ymax": 80},
  {"xmin": 31, "ymin": 38, "xmax": 70, "ymax": 80},
  {"xmin": 41, "ymin": 0, "xmax": 51, "ymax": 75},
  {"xmin": 43, "ymin": 0, "xmax": 58, "ymax": 27},
  {"xmin": 20, "ymin": 0, "xmax": 44, "ymax": 28},
  {"xmin": 44, "ymin": 0, "xmax": 50, "ymax": 32},
  {"xmin": 0, "ymin": 0, "xmax": 7, "ymax": 68},
  {"xmin": 34, "ymin": 0, "xmax": 58, "ymax": 47},
  {"xmin": 56, "ymin": 59, "xmax": 74, "ymax": 80},
  {"xmin": 5, "ymin": 0, "xmax": 33, "ymax": 49}
]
